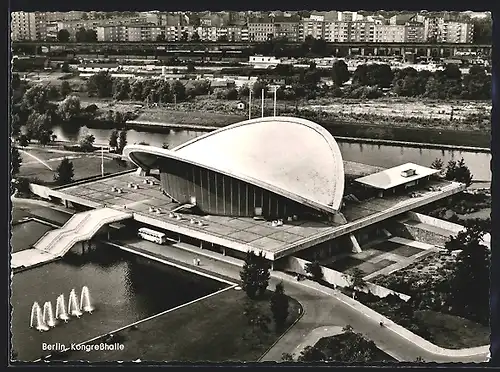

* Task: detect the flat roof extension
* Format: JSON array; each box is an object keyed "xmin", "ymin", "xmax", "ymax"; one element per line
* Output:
[{"xmin": 355, "ymin": 163, "xmax": 439, "ymax": 190}]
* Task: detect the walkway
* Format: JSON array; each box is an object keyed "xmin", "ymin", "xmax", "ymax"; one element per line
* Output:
[
  {"xmin": 11, "ymin": 207, "xmax": 132, "ymax": 270},
  {"xmin": 104, "ymin": 238, "xmax": 489, "ymax": 363}
]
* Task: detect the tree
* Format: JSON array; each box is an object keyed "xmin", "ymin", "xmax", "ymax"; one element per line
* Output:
[
  {"xmin": 109, "ymin": 130, "xmax": 119, "ymax": 151},
  {"xmin": 431, "ymin": 158, "xmax": 444, "ymax": 171},
  {"xmin": 171, "ymin": 80, "xmax": 186, "ymax": 101},
  {"xmin": 22, "ymin": 84, "xmax": 51, "ymax": 113},
  {"xmin": 130, "ymin": 80, "xmax": 144, "ymax": 101},
  {"xmin": 60, "ymin": 81, "xmax": 72, "ymax": 97},
  {"xmin": 346, "ymin": 268, "xmax": 367, "ymax": 291},
  {"xmin": 446, "ymin": 224, "xmax": 490, "ymax": 324},
  {"xmin": 238, "ymin": 85, "xmax": 250, "ymax": 99},
  {"xmin": 18, "ymin": 134, "xmax": 30, "ymax": 147},
  {"xmin": 61, "ymin": 61, "xmax": 70, "ymax": 73},
  {"xmin": 11, "ymin": 113, "xmax": 21, "ymax": 137},
  {"xmin": 118, "ymin": 130, "xmax": 127, "ymax": 154},
  {"xmin": 297, "ymin": 345, "xmax": 325, "ymax": 362},
  {"xmin": 305, "ymin": 261, "xmax": 323, "ymax": 282},
  {"xmin": 445, "ymin": 158, "xmax": 473, "ymax": 187},
  {"xmin": 270, "ymin": 281, "xmax": 289, "ymax": 331},
  {"xmin": 57, "ymin": 29, "xmax": 70, "ymax": 42},
  {"xmin": 252, "ymin": 80, "xmax": 267, "ymax": 98},
  {"xmin": 75, "ymin": 27, "xmax": 88, "ymax": 42},
  {"xmin": 331, "ymin": 60, "xmax": 350, "ymax": 86},
  {"xmin": 54, "ymin": 158, "xmax": 74, "ymax": 184},
  {"xmin": 79, "ymin": 133, "xmax": 95, "ymax": 152},
  {"xmin": 186, "ymin": 61, "xmax": 196, "ymax": 73},
  {"xmin": 87, "ymin": 71, "xmax": 114, "ymax": 98},
  {"xmin": 281, "ymin": 353, "xmax": 294, "ymax": 362},
  {"xmin": 156, "ymin": 34, "xmax": 166, "ymax": 42},
  {"xmin": 240, "ymin": 250, "xmax": 270, "ymax": 299},
  {"xmin": 57, "ymin": 95, "xmax": 81, "ymax": 121},
  {"xmin": 113, "ymin": 79, "xmax": 131, "ymax": 101},
  {"xmin": 11, "ymin": 146, "xmax": 22, "ymax": 176}
]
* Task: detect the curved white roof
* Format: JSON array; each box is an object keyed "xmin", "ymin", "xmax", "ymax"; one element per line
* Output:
[{"xmin": 124, "ymin": 116, "xmax": 345, "ymax": 213}]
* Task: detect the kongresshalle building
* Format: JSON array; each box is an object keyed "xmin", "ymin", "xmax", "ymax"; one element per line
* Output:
[{"xmin": 13, "ymin": 116, "xmax": 466, "ymax": 271}]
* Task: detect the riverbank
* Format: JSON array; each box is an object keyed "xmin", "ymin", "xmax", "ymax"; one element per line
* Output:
[
  {"xmin": 78, "ymin": 96, "xmax": 491, "ymax": 148},
  {"xmin": 123, "ymin": 119, "xmax": 490, "ymax": 153}
]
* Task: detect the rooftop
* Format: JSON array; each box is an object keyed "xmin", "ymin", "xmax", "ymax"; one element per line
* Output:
[
  {"xmin": 354, "ymin": 163, "xmax": 439, "ymax": 190},
  {"xmin": 53, "ymin": 169, "xmax": 463, "ymax": 260}
]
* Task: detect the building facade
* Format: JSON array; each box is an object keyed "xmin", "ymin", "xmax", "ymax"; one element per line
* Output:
[
  {"xmin": 374, "ymin": 24, "xmax": 405, "ymax": 43},
  {"xmin": 404, "ymin": 21, "xmax": 426, "ymax": 43},
  {"xmin": 11, "ymin": 11, "xmax": 36, "ymax": 41}
]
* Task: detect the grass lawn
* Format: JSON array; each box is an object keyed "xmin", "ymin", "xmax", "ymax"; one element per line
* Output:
[
  {"xmin": 19, "ymin": 154, "xmax": 135, "ymax": 185},
  {"xmin": 52, "ymin": 288, "xmax": 302, "ymax": 362},
  {"xmin": 414, "ymin": 310, "xmax": 490, "ymax": 349},
  {"xmin": 136, "ymin": 108, "xmax": 244, "ymax": 127}
]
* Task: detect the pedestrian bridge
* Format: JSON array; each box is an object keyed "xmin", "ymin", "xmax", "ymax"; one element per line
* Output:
[{"xmin": 11, "ymin": 208, "xmax": 133, "ymax": 270}]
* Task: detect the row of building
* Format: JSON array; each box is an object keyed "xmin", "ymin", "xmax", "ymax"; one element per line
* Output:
[{"xmin": 12, "ymin": 11, "xmax": 475, "ymax": 44}]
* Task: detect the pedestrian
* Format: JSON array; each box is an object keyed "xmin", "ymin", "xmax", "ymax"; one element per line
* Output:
[{"xmin": 197, "ymin": 258, "xmax": 201, "ymax": 266}]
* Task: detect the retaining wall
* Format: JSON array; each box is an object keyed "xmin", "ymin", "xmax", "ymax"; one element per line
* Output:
[{"xmin": 284, "ymin": 256, "xmax": 410, "ymax": 301}]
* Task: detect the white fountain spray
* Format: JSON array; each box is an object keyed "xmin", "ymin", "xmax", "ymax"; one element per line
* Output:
[
  {"xmin": 80, "ymin": 286, "xmax": 94, "ymax": 314},
  {"xmin": 42, "ymin": 301, "xmax": 57, "ymax": 328},
  {"xmin": 68, "ymin": 289, "xmax": 82, "ymax": 318},
  {"xmin": 55, "ymin": 294, "xmax": 69, "ymax": 322},
  {"xmin": 30, "ymin": 302, "xmax": 49, "ymax": 332}
]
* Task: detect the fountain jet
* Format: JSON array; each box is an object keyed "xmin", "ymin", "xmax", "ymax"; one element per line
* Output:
[
  {"xmin": 80, "ymin": 286, "xmax": 94, "ymax": 313},
  {"xmin": 42, "ymin": 302, "xmax": 57, "ymax": 328},
  {"xmin": 30, "ymin": 302, "xmax": 49, "ymax": 332},
  {"xmin": 68, "ymin": 289, "xmax": 82, "ymax": 318},
  {"xmin": 55, "ymin": 294, "xmax": 70, "ymax": 322}
]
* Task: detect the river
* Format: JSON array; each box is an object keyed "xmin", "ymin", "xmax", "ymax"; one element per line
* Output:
[{"xmin": 51, "ymin": 125, "xmax": 492, "ymax": 182}]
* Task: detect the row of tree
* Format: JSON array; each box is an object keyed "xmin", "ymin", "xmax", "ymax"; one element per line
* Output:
[
  {"xmin": 57, "ymin": 27, "xmax": 98, "ymax": 43},
  {"xmin": 431, "ymin": 157, "xmax": 473, "ymax": 186}
]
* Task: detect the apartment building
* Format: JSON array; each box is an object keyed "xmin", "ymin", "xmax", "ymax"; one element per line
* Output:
[
  {"xmin": 96, "ymin": 25, "xmax": 127, "ymax": 42},
  {"xmin": 324, "ymin": 21, "xmax": 348, "ymax": 42},
  {"xmin": 348, "ymin": 21, "xmax": 376, "ymax": 42},
  {"xmin": 437, "ymin": 20, "xmax": 474, "ymax": 43},
  {"xmin": 248, "ymin": 17, "xmax": 275, "ymax": 41},
  {"xmin": 424, "ymin": 17, "xmax": 439, "ymax": 41},
  {"xmin": 300, "ymin": 15, "xmax": 325, "ymax": 40},
  {"xmin": 373, "ymin": 24, "xmax": 405, "ymax": 43},
  {"xmin": 11, "ymin": 11, "xmax": 36, "ymax": 41},
  {"xmin": 273, "ymin": 16, "xmax": 300, "ymax": 42},
  {"xmin": 404, "ymin": 21, "xmax": 425, "ymax": 42}
]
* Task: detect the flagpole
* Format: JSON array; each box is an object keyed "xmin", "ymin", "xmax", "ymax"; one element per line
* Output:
[
  {"xmin": 101, "ymin": 146, "xmax": 104, "ymax": 177},
  {"xmin": 261, "ymin": 89, "xmax": 264, "ymax": 118},
  {"xmin": 248, "ymin": 89, "xmax": 252, "ymax": 120},
  {"xmin": 273, "ymin": 87, "xmax": 277, "ymax": 117}
]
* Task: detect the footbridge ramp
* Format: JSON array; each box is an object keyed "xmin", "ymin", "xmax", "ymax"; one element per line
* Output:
[{"xmin": 12, "ymin": 208, "xmax": 132, "ymax": 270}]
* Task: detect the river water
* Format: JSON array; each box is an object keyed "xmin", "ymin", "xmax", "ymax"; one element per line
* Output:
[{"xmin": 52, "ymin": 125, "xmax": 492, "ymax": 182}]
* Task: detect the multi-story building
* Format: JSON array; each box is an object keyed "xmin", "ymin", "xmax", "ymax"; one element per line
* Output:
[
  {"xmin": 273, "ymin": 15, "xmax": 300, "ymax": 42},
  {"xmin": 348, "ymin": 21, "xmax": 375, "ymax": 42},
  {"xmin": 197, "ymin": 26, "xmax": 218, "ymax": 41},
  {"xmin": 338, "ymin": 11, "xmax": 360, "ymax": 22},
  {"xmin": 437, "ymin": 20, "xmax": 474, "ymax": 43},
  {"xmin": 404, "ymin": 21, "xmax": 425, "ymax": 43},
  {"xmin": 373, "ymin": 24, "xmax": 405, "ymax": 43},
  {"xmin": 424, "ymin": 17, "xmax": 440, "ymax": 42},
  {"xmin": 300, "ymin": 15, "xmax": 325, "ymax": 40},
  {"xmin": 324, "ymin": 21, "xmax": 349, "ymax": 42},
  {"xmin": 11, "ymin": 11, "xmax": 36, "ymax": 41},
  {"xmin": 96, "ymin": 25, "xmax": 128, "ymax": 42},
  {"xmin": 248, "ymin": 16, "xmax": 275, "ymax": 42}
]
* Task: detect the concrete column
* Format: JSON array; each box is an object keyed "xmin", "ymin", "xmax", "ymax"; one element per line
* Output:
[
  {"xmin": 427, "ymin": 48, "xmax": 431, "ymax": 57},
  {"xmin": 440, "ymin": 48, "xmax": 444, "ymax": 56},
  {"xmin": 178, "ymin": 234, "xmax": 181, "ymax": 243},
  {"xmin": 414, "ymin": 48, "xmax": 418, "ymax": 55},
  {"xmin": 107, "ymin": 231, "xmax": 111, "ymax": 240},
  {"xmin": 270, "ymin": 261, "xmax": 274, "ymax": 271},
  {"xmin": 200, "ymin": 241, "xmax": 203, "ymax": 249},
  {"xmin": 453, "ymin": 48, "xmax": 458, "ymax": 56},
  {"xmin": 360, "ymin": 48, "xmax": 365, "ymax": 56},
  {"xmin": 349, "ymin": 234, "xmax": 362, "ymax": 254},
  {"xmin": 400, "ymin": 47, "xmax": 404, "ymax": 55},
  {"xmin": 348, "ymin": 47, "xmax": 352, "ymax": 55},
  {"xmin": 222, "ymin": 247, "xmax": 226, "ymax": 256},
  {"xmin": 63, "ymin": 199, "xmax": 69, "ymax": 208},
  {"xmin": 374, "ymin": 47, "xmax": 378, "ymax": 56}
]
